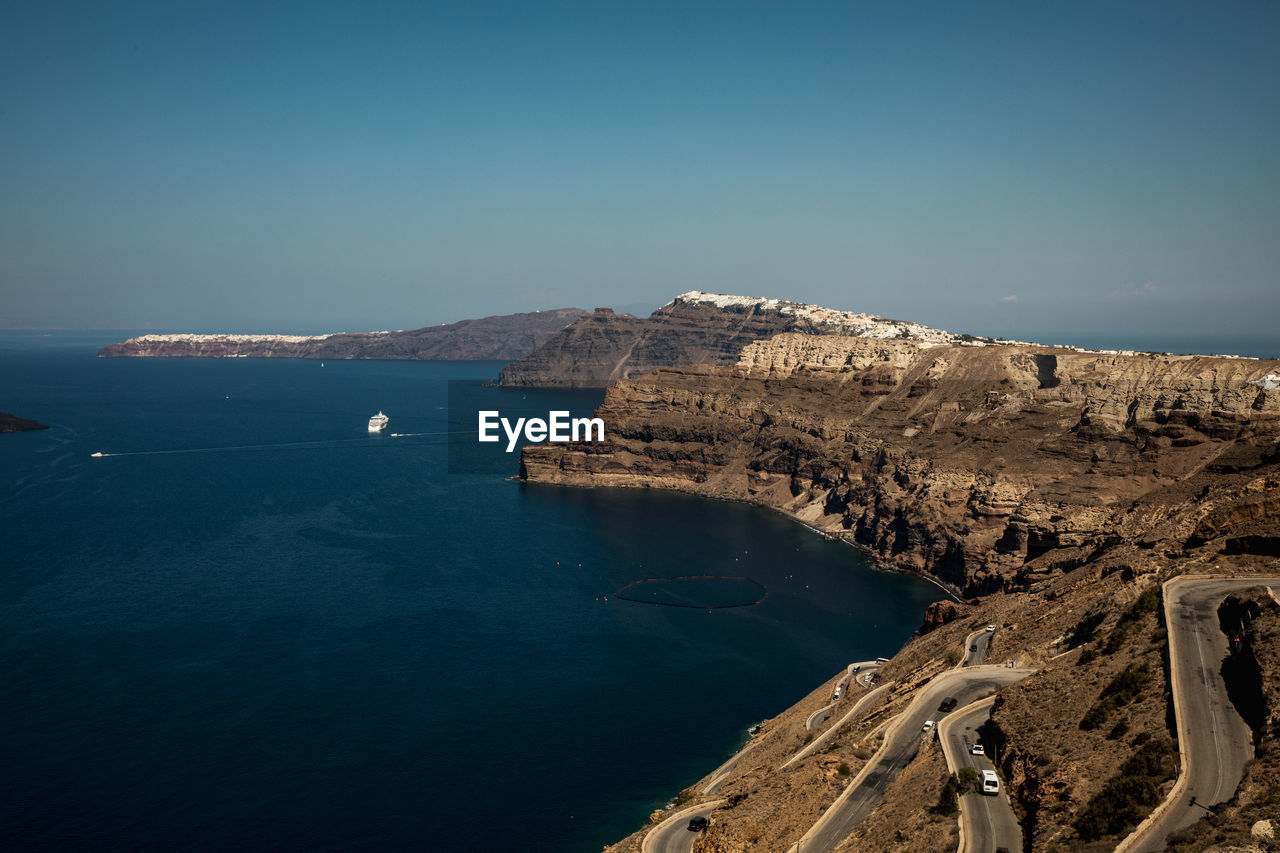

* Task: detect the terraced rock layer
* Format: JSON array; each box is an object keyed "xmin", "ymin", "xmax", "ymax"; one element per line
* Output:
[
  {"xmin": 522, "ymin": 334, "xmax": 1280, "ymax": 595},
  {"xmin": 565, "ymin": 333, "xmax": 1280, "ymax": 852}
]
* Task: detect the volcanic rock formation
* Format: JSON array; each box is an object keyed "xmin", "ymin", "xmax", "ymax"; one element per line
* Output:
[
  {"xmin": 97, "ymin": 308, "xmax": 588, "ymax": 361},
  {"xmin": 571, "ymin": 329, "xmax": 1280, "ymax": 853},
  {"xmin": 522, "ymin": 333, "xmax": 1280, "ymax": 596},
  {"xmin": 497, "ymin": 291, "xmax": 958, "ymax": 388}
]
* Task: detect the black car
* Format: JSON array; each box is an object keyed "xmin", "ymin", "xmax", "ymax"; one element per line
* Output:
[
  {"xmin": 687, "ymin": 815, "xmax": 709, "ymax": 832},
  {"xmin": 938, "ymin": 697, "xmax": 958, "ymax": 712}
]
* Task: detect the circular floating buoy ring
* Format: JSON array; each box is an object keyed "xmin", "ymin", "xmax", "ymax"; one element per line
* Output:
[{"xmin": 612, "ymin": 575, "xmax": 767, "ymax": 609}]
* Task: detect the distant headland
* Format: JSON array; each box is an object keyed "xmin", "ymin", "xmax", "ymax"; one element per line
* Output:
[{"xmin": 96, "ymin": 308, "xmax": 589, "ymax": 361}]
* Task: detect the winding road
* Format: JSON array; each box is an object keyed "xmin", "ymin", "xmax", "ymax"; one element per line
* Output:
[
  {"xmin": 806, "ymin": 661, "xmax": 884, "ymax": 731},
  {"xmin": 705, "ymin": 662, "xmax": 885, "ymax": 795},
  {"xmin": 1118, "ymin": 575, "xmax": 1280, "ymax": 853},
  {"xmin": 642, "ymin": 574, "xmax": 1279, "ymax": 853},
  {"xmin": 939, "ymin": 697, "xmax": 1021, "ymax": 853},
  {"xmin": 642, "ymin": 801, "xmax": 721, "ymax": 853},
  {"xmin": 788, "ymin": 665, "xmax": 1032, "ymax": 853},
  {"xmin": 783, "ymin": 683, "xmax": 893, "ymax": 770},
  {"xmin": 963, "ymin": 627, "xmax": 993, "ymax": 666}
]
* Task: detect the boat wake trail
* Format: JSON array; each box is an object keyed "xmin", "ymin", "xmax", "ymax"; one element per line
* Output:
[
  {"xmin": 613, "ymin": 576, "xmax": 768, "ymax": 609},
  {"xmin": 388, "ymin": 431, "xmax": 471, "ymax": 438},
  {"xmin": 89, "ymin": 431, "xmax": 470, "ymax": 458},
  {"xmin": 91, "ymin": 438, "xmax": 375, "ymax": 457}
]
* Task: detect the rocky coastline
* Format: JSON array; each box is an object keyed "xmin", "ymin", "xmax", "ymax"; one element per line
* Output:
[
  {"xmin": 523, "ymin": 334, "xmax": 1280, "ymax": 595},
  {"xmin": 518, "ymin": 326, "xmax": 1280, "ymax": 851}
]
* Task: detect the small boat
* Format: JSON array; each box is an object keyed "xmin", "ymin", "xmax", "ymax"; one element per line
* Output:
[
  {"xmin": 90, "ymin": 451, "xmax": 104, "ymax": 457},
  {"xmin": 368, "ymin": 411, "xmax": 389, "ymax": 432}
]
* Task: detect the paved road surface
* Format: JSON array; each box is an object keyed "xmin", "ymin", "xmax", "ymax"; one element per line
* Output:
[
  {"xmin": 708, "ymin": 662, "xmax": 886, "ymax": 794},
  {"xmin": 840, "ymin": 661, "xmax": 880, "ymax": 694},
  {"xmin": 1119, "ymin": 576, "xmax": 1280, "ymax": 853},
  {"xmin": 790, "ymin": 666, "xmax": 1032, "ymax": 853},
  {"xmin": 783, "ymin": 683, "xmax": 893, "ymax": 770},
  {"xmin": 806, "ymin": 662, "xmax": 874, "ymax": 731},
  {"xmin": 964, "ymin": 628, "xmax": 992, "ymax": 666},
  {"xmin": 806, "ymin": 661, "xmax": 884, "ymax": 731},
  {"xmin": 642, "ymin": 801, "xmax": 721, "ymax": 853},
  {"xmin": 939, "ymin": 698, "xmax": 1021, "ymax": 853},
  {"xmin": 702, "ymin": 728, "xmax": 761, "ymax": 796}
]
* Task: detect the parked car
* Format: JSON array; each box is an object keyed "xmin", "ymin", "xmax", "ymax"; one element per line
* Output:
[
  {"xmin": 970, "ymin": 743, "xmax": 985, "ymax": 756},
  {"xmin": 922, "ymin": 720, "xmax": 935, "ymax": 732},
  {"xmin": 938, "ymin": 697, "xmax": 957, "ymax": 712},
  {"xmin": 986, "ymin": 625, "xmax": 996, "ymax": 632},
  {"xmin": 687, "ymin": 816, "xmax": 708, "ymax": 832}
]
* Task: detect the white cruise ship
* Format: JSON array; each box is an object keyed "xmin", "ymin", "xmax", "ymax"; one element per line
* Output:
[{"xmin": 368, "ymin": 411, "xmax": 389, "ymax": 432}]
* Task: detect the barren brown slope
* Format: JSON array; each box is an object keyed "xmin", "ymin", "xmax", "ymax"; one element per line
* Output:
[
  {"xmin": 600, "ymin": 503, "xmax": 1279, "ymax": 853},
  {"xmin": 521, "ymin": 334, "xmax": 1280, "ymax": 851}
]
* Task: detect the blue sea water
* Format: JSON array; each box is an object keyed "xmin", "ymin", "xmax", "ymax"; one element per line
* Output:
[{"xmin": 0, "ymin": 333, "xmax": 943, "ymax": 852}]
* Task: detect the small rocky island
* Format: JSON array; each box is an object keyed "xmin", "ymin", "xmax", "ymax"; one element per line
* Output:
[{"xmin": 1, "ymin": 412, "xmax": 50, "ymax": 433}]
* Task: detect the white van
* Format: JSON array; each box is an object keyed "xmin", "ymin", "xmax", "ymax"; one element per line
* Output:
[{"xmin": 981, "ymin": 769, "xmax": 1000, "ymax": 796}]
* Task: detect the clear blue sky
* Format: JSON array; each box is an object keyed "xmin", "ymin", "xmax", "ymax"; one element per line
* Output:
[{"xmin": 2, "ymin": 1, "xmax": 1277, "ymax": 338}]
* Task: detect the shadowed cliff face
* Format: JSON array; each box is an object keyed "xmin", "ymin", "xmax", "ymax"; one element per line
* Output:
[
  {"xmin": 96, "ymin": 308, "xmax": 588, "ymax": 361},
  {"xmin": 522, "ymin": 334, "xmax": 1280, "ymax": 595},
  {"xmin": 497, "ymin": 292, "xmax": 956, "ymax": 388},
  {"xmin": 497, "ymin": 301, "xmax": 800, "ymax": 388}
]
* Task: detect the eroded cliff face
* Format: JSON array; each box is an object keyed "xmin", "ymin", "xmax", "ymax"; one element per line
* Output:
[
  {"xmin": 497, "ymin": 291, "xmax": 957, "ymax": 388},
  {"xmin": 522, "ymin": 333, "xmax": 1280, "ymax": 595},
  {"xmin": 571, "ymin": 332, "xmax": 1280, "ymax": 852},
  {"xmin": 96, "ymin": 308, "xmax": 588, "ymax": 361}
]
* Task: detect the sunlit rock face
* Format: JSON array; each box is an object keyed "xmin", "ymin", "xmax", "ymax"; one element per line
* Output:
[{"xmin": 524, "ymin": 332, "xmax": 1280, "ymax": 595}]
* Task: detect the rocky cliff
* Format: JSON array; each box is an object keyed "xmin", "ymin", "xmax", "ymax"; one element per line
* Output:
[
  {"xmin": 523, "ymin": 333, "xmax": 1280, "ymax": 596},
  {"xmin": 569, "ymin": 331, "xmax": 1280, "ymax": 853},
  {"xmin": 498, "ymin": 291, "xmax": 958, "ymax": 387},
  {"xmin": 97, "ymin": 308, "xmax": 588, "ymax": 361}
]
